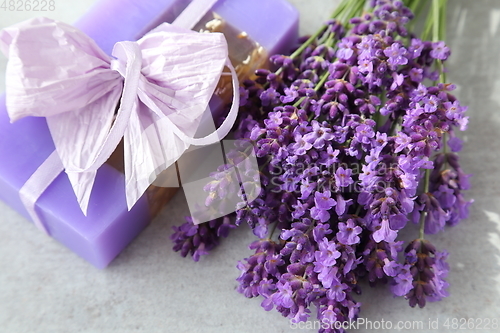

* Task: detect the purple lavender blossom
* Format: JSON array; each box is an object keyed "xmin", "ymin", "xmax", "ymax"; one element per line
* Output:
[
  {"xmin": 357, "ymin": 35, "xmax": 376, "ymax": 59},
  {"xmin": 319, "ymin": 145, "xmax": 340, "ymax": 166},
  {"xmin": 383, "ymin": 43, "xmax": 409, "ymax": 68},
  {"xmin": 337, "ymin": 38, "xmax": 355, "ymax": 60},
  {"xmin": 404, "ymin": 239, "xmax": 450, "ymax": 307},
  {"xmin": 314, "ymin": 190, "xmax": 337, "ymax": 211},
  {"xmin": 372, "ymin": 218, "xmax": 398, "ymax": 243},
  {"xmin": 292, "ymin": 134, "xmax": 314, "ymax": 155},
  {"xmin": 409, "ymin": 38, "xmax": 424, "ymax": 58},
  {"xmin": 264, "ymin": 111, "xmax": 283, "ymax": 129},
  {"xmin": 281, "ymin": 87, "xmax": 299, "ymax": 103},
  {"xmin": 315, "ymin": 237, "xmax": 341, "ymax": 267},
  {"xmin": 171, "ymin": 216, "xmax": 236, "ymax": 261},
  {"xmin": 311, "ymin": 191, "xmax": 336, "ymax": 223},
  {"xmin": 335, "ymin": 167, "xmax": 354, "ymax": 188},
  {"xmin": 430, "ymin": 41, "xmax": 450, "ymax": 60},
  {"xmin": 260, "ymin": 87, "xmax": 280, "ymax": 106},
  {"xmin": 337, "ymin": 219, "xmax": 362, "ymax": 245},
  {"xmin": 272, "ymin": 282, "xmax": 295, "ymax": 308},
  {"xmin": 391, "ymin": 265, "xmax": 414, "ymax": 296},
  {"xmin": 447, "ymin": 136, "xmax": 463, "ymax": 152},
  {"xmin": 390, "ymin": 72, "xmax": 404, "ymax": 90},
  {"xmin": 327, "ymin": 278, "xmax": 349, "ymax": 302}
]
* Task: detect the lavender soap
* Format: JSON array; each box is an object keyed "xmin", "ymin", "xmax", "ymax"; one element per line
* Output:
[{"xmin": 0, "ymin": 0, "xmax": 298, "ymax": 268}]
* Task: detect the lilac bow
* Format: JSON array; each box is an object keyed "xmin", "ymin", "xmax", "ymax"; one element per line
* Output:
[{"xmin": 0, "ymin": 16, "xmax": 239, "ymax": 216}]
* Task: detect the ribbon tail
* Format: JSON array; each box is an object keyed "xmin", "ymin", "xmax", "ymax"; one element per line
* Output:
[
  {"xmin": 45, "ymin": 88, "xmax": 121, "ymax": 215},
  {"xmin": 123, "ymin": 101, "xmax": 189, "ymax": 210},
  {"xmin": 65, "ymin": 171, "xmax": 97, "ymax": 216},
  {"xmin": 19, "ymin": 150, "xmax": 64, "ymax": 234}
]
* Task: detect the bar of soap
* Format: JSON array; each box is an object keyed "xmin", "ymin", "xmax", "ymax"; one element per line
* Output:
[{"xmin": 0, "ymin": 0, "xmax": 298, "ymax": 268}]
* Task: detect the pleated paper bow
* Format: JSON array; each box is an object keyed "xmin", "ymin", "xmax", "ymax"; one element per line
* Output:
[{"xmin": 0, "ymin": 16, "xmax": 239, "ymax": 218}]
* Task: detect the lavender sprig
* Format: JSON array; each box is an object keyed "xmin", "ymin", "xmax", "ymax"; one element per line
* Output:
[{"xmin": 171, "ymin": 0, "xmax": 472, "ymax": 331}]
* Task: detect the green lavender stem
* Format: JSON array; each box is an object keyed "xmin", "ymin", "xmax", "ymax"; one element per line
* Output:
[
  {"xmin": 416, "ymin": 0, "xmax": 448, "ymax": 239},
  {"xmin": 419, "ymin": 168, "xmax": 430, "ymax": 239}
]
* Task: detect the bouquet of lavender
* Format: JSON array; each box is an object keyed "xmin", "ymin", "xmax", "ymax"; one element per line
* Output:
[{"xmin": 171, "ymin": 0, "xmax": 472, "ymax": 331}]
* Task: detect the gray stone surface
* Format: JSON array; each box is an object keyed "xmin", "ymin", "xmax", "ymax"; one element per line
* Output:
[{"xmin": 1, "ymin": 1, "xmax": 499, "ymax": 332}]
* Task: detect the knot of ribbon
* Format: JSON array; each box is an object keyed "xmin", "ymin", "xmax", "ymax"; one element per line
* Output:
[{"xmin": 0, "ymin": 14, "xmax": 239, "ymax": 232}]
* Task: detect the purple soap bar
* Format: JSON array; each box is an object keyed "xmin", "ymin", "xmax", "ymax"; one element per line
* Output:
[
  {"xmin": 75, "ymin": 0, "xmax": 190, "ymax": 55},
  {"xmin": 0, "ymin": 0, "xmax": 298, "ymax": 268},
  {"xmin": 211, "ymin": 0, "xmax": 298, "ymax": 56}
]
